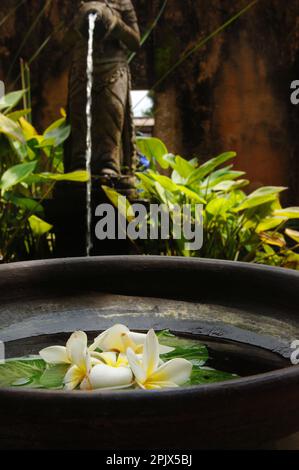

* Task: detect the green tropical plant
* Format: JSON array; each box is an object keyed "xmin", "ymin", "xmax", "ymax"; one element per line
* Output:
[
  {"xmin": 0, "ymin": 89, "xmax": 88, "ymax": 262},
  {"xmin": 103, "ymin": 137, "xmax": 299, "ymax": 269}
]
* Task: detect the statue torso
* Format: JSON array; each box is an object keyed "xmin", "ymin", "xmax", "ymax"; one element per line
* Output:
[{"xmin": 72, "ymin": 0, "xmax": 136, "ymax": 68}]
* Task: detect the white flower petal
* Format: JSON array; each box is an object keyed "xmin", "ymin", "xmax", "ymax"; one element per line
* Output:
[
  {"xmin": 89, "ymin": 363, "xmax": 133, "ymax": 390},
  {"xmin": 39, "ymin": 346, "xmax": 69, "ymax": 364},
  {"xmin": 66, "ymin": 331, "xmax": 88, "ymax": 369},
  {"xmin": 143, "ymin": 329, "xmax": 159, "ymax": 376},
  {"xmin": 126, "ymin": 347, "xmax": 146, "ymax": 384},
  {"xmin": 80, "ymin": 377, "xmax": 92, "ymax": 390},
  {"xmin": 89, "ymin": 324, "xmax": 129, "ymax": 352},
  {"xmin": 128, "ymin": 331, "xmax": 174, "ymax": 354},
  {"xmin": 94, "ymin": 351, "xmax": 117, "ymax": 366},
  {"xmin": 159, "ymin": 344, "xmax": 175, "ymax": 354},
  {"xmin": 63, "ymin": 365, "xmax": 84, "ymax": 390},
  {"xmin": 128, "ymin": 331, "xmax": 146, "ymax": 346},
  {"xmin": 150, "ymin": 358, "xmax": 192, "ymax": 386},
  {"xmin": 145, "ymin": 381, "xmax": 179, "ymax": 390}
]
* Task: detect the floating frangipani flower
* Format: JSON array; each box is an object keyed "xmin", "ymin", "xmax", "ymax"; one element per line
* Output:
[
  {"xmin": 88, "ymin": 363, "xmax": 133, "ymax": 391},
  {"xmin": 39, "ymin": 326, "xmax": 192, "ymax": 391},
  {"xmin": 89, "ymin": 324, "xmax": 174, "ymax": 355},
  {"xmin": 40, "ymin": 331, "xmax": 95, "ymax": 391},
  {"xmin": 127, "ymin": 329, "xmax": 193, "ymax": 390},
  {"xmin": 40, "ymin": 331, "xmax": 133, "ymax": 391}
]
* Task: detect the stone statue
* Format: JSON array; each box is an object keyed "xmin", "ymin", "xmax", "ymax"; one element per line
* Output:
[{"xmin": 64, "ymin": 0, "xmax": 140, "ymax": 179}]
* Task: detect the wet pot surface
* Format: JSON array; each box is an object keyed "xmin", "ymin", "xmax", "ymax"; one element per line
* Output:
[{"xmin": 0, "ymin": 256, "xmax": 299, "ymax": 450}]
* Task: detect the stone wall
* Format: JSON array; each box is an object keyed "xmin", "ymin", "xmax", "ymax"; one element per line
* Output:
[{"xmin": 1, "ymin": 0, "xmax": 299, "ymax": 202}]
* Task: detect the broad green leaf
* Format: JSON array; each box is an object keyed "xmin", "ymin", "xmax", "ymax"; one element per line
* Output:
[
  {"xmin": 4, "ymin": 193, "xmax": 44, "ymax": 214},
  {"xmin": 0, "ymin": 357, "xmax": 45, "ymax": 388},
  {"xmin": 43, "ymin": 117, "xmax": 66, "ymax": 134},
  {"xmin": 102, "ymin": 185, "xmax": 135, "ymax": 221},
  {"xmin": 187, "ymin": 152, "xmax": 237, "ymax": 185},
  {"xmin": 34, "ymin": 170, "xmax": 89, "ymax": 183},
  {"xmin": 259, "ymin": 231, "xmax": 286, "ymax": 248},
  {"xmin": 212, "ymin": 179, "xmax": 249, "ymax": 192},
  {"xmin": 136, "ymin": 136, "xmax": 169, "ymax": 169},
  {"xmin": 256, "ymin": 216, "xmax": 288, "ymax": 233},
  {"xmin": 206, "ymin": 197, "xmax": 230, "ymax": 216},
  {"xmin": 201, "ymin": 168, "xmax": 246, "ymax": 189},
  {"xmin": 39, "ymin": 364, "xmax": 69, "ymax": 389},
  {"xmin": 158, "ymin": 331, "xmax": 209, "ymax": 366},
  {"xmin": 154, "ymin": 181, "xmax": 170, "ymax": 205},
  {"xmin": 235, "ymin": 186, "xmax": 287, "ymax": 212},
  {"xmin": 190, "ymin": 367, "xmax": 238, "ymax": 385},
  {"xmin": 147, "ymin": 172, "xmax": 178, "ymax": 192},
  {"xmin": 285, "ymin": 228, "xmax": 299, "ymax": 244},
  {"xmin": 189, "ymin": 157, "xmax": 199, "ymax": 167},
  {"xmin": 0, "ymin": 113, "xmax": 25, "ymax": 143},
  {"xmin": 284, "ymin": 251, "xmax": 299, "ymax": 269},
  {"xmin": 43, "ymin": 121, "xmax": 71, "ymax": 147},
  {"xmin": 274, "ymin": 207, "xmax": 299, "ymax": 219},
  {"xmin": 0, "ymin": 90, "xmax": 26, "ymax": 112},
  {"xmin": 29, "ymin": 215, "xmax": 53, "ymax": 236},
  {"xmin": 0, "ymin": 161, "xmax": 37, "ymax": 194},
  {"xmin": 19, "ymin": 117, "xmax": 38, "ymax": 139},
  {"xmin": 166, "ymin": 155, "xmax": 195, "ymax": 179},
  {"xmin": 136, "ymin": 172, "xmax": 157, "ymax": 194},
  {"xmin": 176, "ymin": 185, "xmax": 206, "ymax": 203},
  {"xmin": 6, "ymin": 109, "xmax": 31, "ymax": 121}
]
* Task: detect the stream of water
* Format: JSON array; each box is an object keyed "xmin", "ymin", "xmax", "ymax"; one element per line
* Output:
[{"xmin": 86, "ymin": 13, "xmax": 97, "ymax": 257}]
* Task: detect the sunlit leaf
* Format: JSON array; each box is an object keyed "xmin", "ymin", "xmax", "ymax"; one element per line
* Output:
[
  {"xmin": 259, "ymin": 231, "xmax": 286, "ymax": 248},
  {"xmin": 34, "ymin": 170, "xmax": 89, "ymax": 183},
  {"xmin": 137, "ymin": 136, "xmax": 169, "ymax": 169},
  {"xmin": 0, "ymin": 161, "xmax": 37, "ymax": 193},
  {"xmin": 256, "ymin": 216, "xmax": 288, "ymax": 233},
  {"xmin": 200, "ymin": 167, "xmax": 245, "ymax": 189},
  {"xmin": 206, "ymin": 197, "xmax": 230, "ymax": 216},
  {"xmin": 166, "ymin": 155, "xmax": 195, "ymax": 179},
  {"xmin": 29, "ymin": 215, "xmax": 53, "ymax": 236},
  {"xmin": 274, "ymin": 207, "xmax": 299, "ymax": 219},
  {"xmin": 6, "ymin": 109, "xmax": 31, "ymax": 121},
  {"xmin": 0, "ymin": 90, "xmax": 26, "ymax": 112},
  {"xmin": 19, "ymin": 117, "xmax": 38, "ymax": 139},
  {"xmin": 212, "ymin": 179, "xmax": 249, "ymax": 192},
  {"xmin": 285, "ymin": 228, "xmax": 299, "ymax": 244},
  {"xmin": 0, "ymin": 113, "xmax": 25, "ymax": 143},
  {"xmin": 102, "ymin": 185, "xmax": 135, "ymax": 221},
  {"xmin": 187, "ymin": 152, "xmax": 237, "ymax": 185},
  {"xmin": 235, "ymin": 186, "xmax": 287, "ymax": 212},
  {"xmin": 43, "ymin": 119, "xmax": 70, "ymax": 147},
  {"xmin": 176, "ymin": 185, "xmax": 206, "ymax": 203}
]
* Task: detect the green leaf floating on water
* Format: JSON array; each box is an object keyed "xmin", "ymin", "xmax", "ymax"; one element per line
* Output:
[
  {"xmin": 190, "ymin": 367, "xmax": 238, "ymax": 385},
  {"xmin": 159, "ymin": 330, "xmax": 209, "ymax": 367},
  {"xmin": 0, "ymin": 357, "xmax": 46, "ymax": 388},
  {"xmin": 158, "ymin": 330, "xmax": 238, "ymax": 385},
  {"xmin": 39, "ymin": 364, "xmax": 69, "ymax": 389},
  {"xmin": 0, "ymin": 357, "xmax": 69, "ymax": 390}
]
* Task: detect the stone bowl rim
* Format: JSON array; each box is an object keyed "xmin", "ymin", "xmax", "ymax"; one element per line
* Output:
[{"xmin": 0, "ymin": 255, "xmax": 298, "ymax": 400}]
